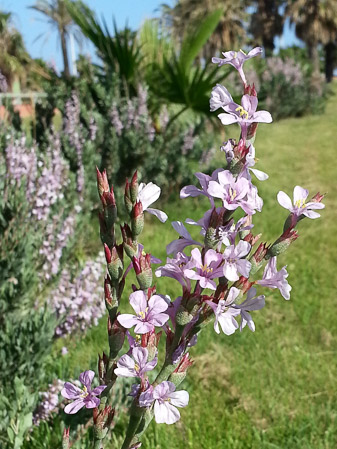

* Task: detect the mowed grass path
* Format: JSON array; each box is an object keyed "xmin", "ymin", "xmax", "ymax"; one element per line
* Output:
[{"xmin": 65, "ymin": 86, "xmax": 337, "ymax": 448}]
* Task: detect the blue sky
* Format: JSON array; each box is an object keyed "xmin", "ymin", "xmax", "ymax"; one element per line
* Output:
[{"xmin": 0, "ymin": 0, "xmax": 303, "ymax": 73}]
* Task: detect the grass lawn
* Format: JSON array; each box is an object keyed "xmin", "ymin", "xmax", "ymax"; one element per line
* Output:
[{"xmin": 59, "ymin": 85, "xmax": 337, "ymax": 448}]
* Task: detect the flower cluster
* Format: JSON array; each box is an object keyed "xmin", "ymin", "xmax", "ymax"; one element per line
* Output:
[
  {"xmin": 62, "ymin": 47, "xmax": 324, "ymax": 449},
  {"xmin": 51, "ymin": 253, "xmax": 106, "ymax": 337},
  {"xmin": 33, "ymin": 379, "xmax": 64, "ymax": 425}
]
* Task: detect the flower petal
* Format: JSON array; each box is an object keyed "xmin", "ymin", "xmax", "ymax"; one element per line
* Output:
[
  {"xmin": 146, "ymin": 207, "xmax": 168, "ymax": 223},
  {"xmin": 64, "ymin": 398, "xmax": 85, "ymax": 414},
  {"xmin": 169, "ymin": 390, "xmax": 189, "ymax": 408},
  {"xmin": 79, "ymin": 370, "xmax": 95, "ymax": 390},
  {"xmin": 154, "ymin": 400, "xmax": 180, "ymax": 424},
  {"xmin": 129, "ymin": 290, "xmax": 147, "ymax": 314},
  {"xmin": 61, "ymin": 382, "xmax": 82, "ymax": 400},
  {"xmin": 277, "ymin": 191, "xmax": 293, "ymax": 211}
]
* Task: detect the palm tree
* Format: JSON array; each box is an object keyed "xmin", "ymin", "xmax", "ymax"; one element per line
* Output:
[
  {"xmin": 29, "ymin": 0, "xmax": 81, "ymax": 78},
  {"xmin": 161, "ymin": 0, "xmax": 250, "ymax": 61},
  {"xmin": 0, "ymin": 12, "xmax": 31, "ymax": 89},
  {"xmin": 249, "ymin": 0, "xmax": 286, "ymax": 57},
  {"xmin": 286, "ymin": 0, "xmax": 337, "ymax": 79}
]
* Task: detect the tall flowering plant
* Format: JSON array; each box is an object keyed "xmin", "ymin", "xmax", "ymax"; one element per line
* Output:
[{"xmin": 61, "ymin": 48, "xmax": 325, "ymax": 448}]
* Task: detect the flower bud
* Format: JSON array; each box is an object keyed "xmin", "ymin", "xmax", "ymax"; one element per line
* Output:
[
  {"xmin": 93, "ymin": 406, "xmax": 115, "ymax": 440},
  {"xmin": 124, "ymin": 179, "xmax": 133, "ymax": 215},
  {"xmin": 175, "ymin": 304, "xmax": 194, "ymax": 326},
  {"xmin": 62, "ymin": 427, "xmax": 70, "ymax": 449},
  {"xmin": 96, "ymin": 167, "xmax": 109, "ymax": 197},
  {"xmin": 233, "ymin": 276, "xmax": 254, "ymax": 294},
  {"xmin": 131, "ymin": 201, "xmax": 144, "ymax": 237},
  {"xmin": 130, "ymin": 170, "xmax": 139, "ymax": 203},
  {"xmin": 106, "ymin": 245, "xmax": 124, "ymax": 282},
  {"xmin": 267, "ymin": 229, "xmax": 299, "ymax": 259},
  {"xmin": 169, "ymin": 353, "xmax": 193, "ymax": 386},
  {"xmin": 247, "ymin": 122, "xmax": 258, "ymax": 142},
  {"xmin": 104, "ymin": 277, "xmax": 118, "ymax": 311},
  {"xmin": 98, "ymin": 352, "xmax": 109, "ymax": 383},
  {"xmin": 249, "ymin": 242, "xmax": 269, "ymax": 274},
  {"xmin": 121, "ymin": 223, "xmax": 138, "ymax": 259},
  {"xmin": 312, "ymin": 192, "xmax": 325, "ymax": 203},
  {"xmin": 99, "ymin": 211, "xmax": 115, "ymax": 248},
  {"xmin": 133, "ymin": 254, "xmax": 152, "ymax": 290},
  {"xmin": 141, "ymin": 330, "xmax": 162, "ymax": 361},
  {"xmin": 108, "ymin": 316, "xmax": 126, "ymax": 358}
]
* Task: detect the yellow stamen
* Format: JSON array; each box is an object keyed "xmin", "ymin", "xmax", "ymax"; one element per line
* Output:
[
  {"xmin": 239, "ymin": 48, "xmax": 247, "ymax": 55},
  {"xmin": 201, "ymin": 264, "xmax": 213, "ymax": 274},
  {"xmin": 235, "ymin": 106, "xmax": 249, "ymax": 119},
  {"xmin": 229, "ymin": 187, "xmax": 237, "ymax": 201},
  {"xmin": 134, "ymin": 363, "xmax": 140, "ymax": 372},
  {"xmin": 295, "ymin": 199, "xmax": 306, "ymax": 209},
  {"xmin": 80, "ymin": 386, "xmax": 89, "ymax": 398},
  {"xmin": 138, "ymin": 307, "xmax": 149, "ymax": 320}
]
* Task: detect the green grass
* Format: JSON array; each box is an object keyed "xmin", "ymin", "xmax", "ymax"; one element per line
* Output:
[{"xmin": 58, "ymin": 85, "xmax": 337, "ymax": 448}]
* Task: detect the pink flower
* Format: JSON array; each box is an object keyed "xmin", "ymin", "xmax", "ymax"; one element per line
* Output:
[
  {"xmin": 114, "ymin": 347, "xmax": 157, "ymax": 378},
  {"xmin": 139, "ymin": 381, "xmax": 189, "ymax": 425},
  {"xmin": 277, "ymin": 186, "xmax": 325, "ymax": 219},
  {"xmin": 257, "ymin": 256, "xmax": 291, "ymax": 300},
  {"xmin": 218, "ymin": 94, "xmax": 272, "ymax": 140},
  {"xmin": 184, "ymin": 248, "xmax": 223, "ymax": 290},
  {"xmin": 61, "ymin": 370, "xmax": 106, "ymax": 414},
  {"xmin": 212, "ymin": 47, "xmax": 263, "ymax": 84},
  {"xmin": 206, "ymin": 287, "xmax": 241, "ymax": 335},
  {"xmin": 222, "ymin": 241, "xmax": 252, "ymax": 281},
  {"xmin": 117, "ymin": 291, "xmax": 169, "ymax": 334}
]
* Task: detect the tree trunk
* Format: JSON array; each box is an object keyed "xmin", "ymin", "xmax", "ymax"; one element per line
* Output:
[
  {"xmin": 324, "ymin": 41, "xmax": 336, "ymax": 83},
  {"xmin": 60, "ymin": 28, "xmax": 70, "ymax": 79},
  {"xmin": 263, "ymin": 36, "xmax": 274, "ymax": 58},
  {"xmin": 308, "ymin": 42, "xmax": 320, "ymax": 76}
]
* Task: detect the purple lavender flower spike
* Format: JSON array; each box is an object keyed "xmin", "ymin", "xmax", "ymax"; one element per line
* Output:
[
  {"xmin": 61, "ymin": 370, "xmax": 106, "ymax": 414},
  {"xmin": 166, "ymin": 221, "xmax": 202, "ymax": 256},
  {"xmin": 139, "ymin": 381, "xmax": 189, "ymax": 425},
  {"xmin": 218, "ymin": 94, "xmax": 272, "ymax": 140},
  {"xmin": 222, "ymin": 241, "xmax": 252, "ymax": 281},
  {"xmin": 234, "ymin": 287, "xmax": 265, "ymax": 332},
  {"xmin": 114, "ymin": 347, "xmax": 157, "ymax": 378},
  {"xmin": 257, "ymin": 257, "xmax": 291, "ymax": 300},
  {"xmin": 277, "ymin": 186, "xmax": 325, "ymax": 220},
  {"xmin": 184, "ymin": 248, "xmax": 223, "ymax": 290},
  {"xmin": 117, "ymin": 291, "xmax": 169, "ymax": 334},
  {"xmin": 206, "ymin": 287, "xmax": 241, "ymax": 335},
  {"xmin": 137, "ymin": 182, "xmax": 168, "ymax": 222},
  {"xmin": 212, "ymin": 47, "xmax": 263, "ymax": 85}
]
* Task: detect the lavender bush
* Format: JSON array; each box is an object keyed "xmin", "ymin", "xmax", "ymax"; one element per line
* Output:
[{"xmin": 61, "ymin": 48, "xmax": 324, "ymax": 448}]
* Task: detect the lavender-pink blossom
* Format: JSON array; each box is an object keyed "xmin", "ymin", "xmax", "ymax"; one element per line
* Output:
[
  {"xmin": 114, "ymin": 347, "xmax": 157, "ymax": 379},
  {"xmin": 61, "ymin": 370, "xmax": 106, "ymax": 414},
  {"xmin": 139, "ymin": 381, "xmax": 189, "ymax": 425},
  {"xmin": 117, "ymin": 291, "xmax": 169, "ymax": 334}
]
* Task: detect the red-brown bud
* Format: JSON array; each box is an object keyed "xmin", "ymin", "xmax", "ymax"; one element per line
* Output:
[
  {"xmin": 267, "ymin": 228, "xmax": 299, "ymax": 259},
  {"xmin": 131, "ymin": 201, "xmax": 144, "ymax": 236},
  {"xmin": 62, "ymin": 427, "xmax": 70, "ymax": 449},
  {"xmin": 108, "ymin": 316, "xmax": 126, "ymax": 357},
  {"xmin": 312, "ymin": 192, "xmax": 325, "ymax": 203},
  {"xmin": 130, "ymin": 170, "xmax": 138, "ymax": 203},
  {"xmin": 104, "ymin": 243, "xmax": 112, "ymax": 264},
  {"xmin": 96, "ymin": 167, "xmax": 110, "ymax": 196},
  {"xmin": 121, "ymin": 223, "xmax": 138, "ymax": 259},
  {"xmin": 234, "ymin": 276, "xmax": 255, "ymax": 294}
]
